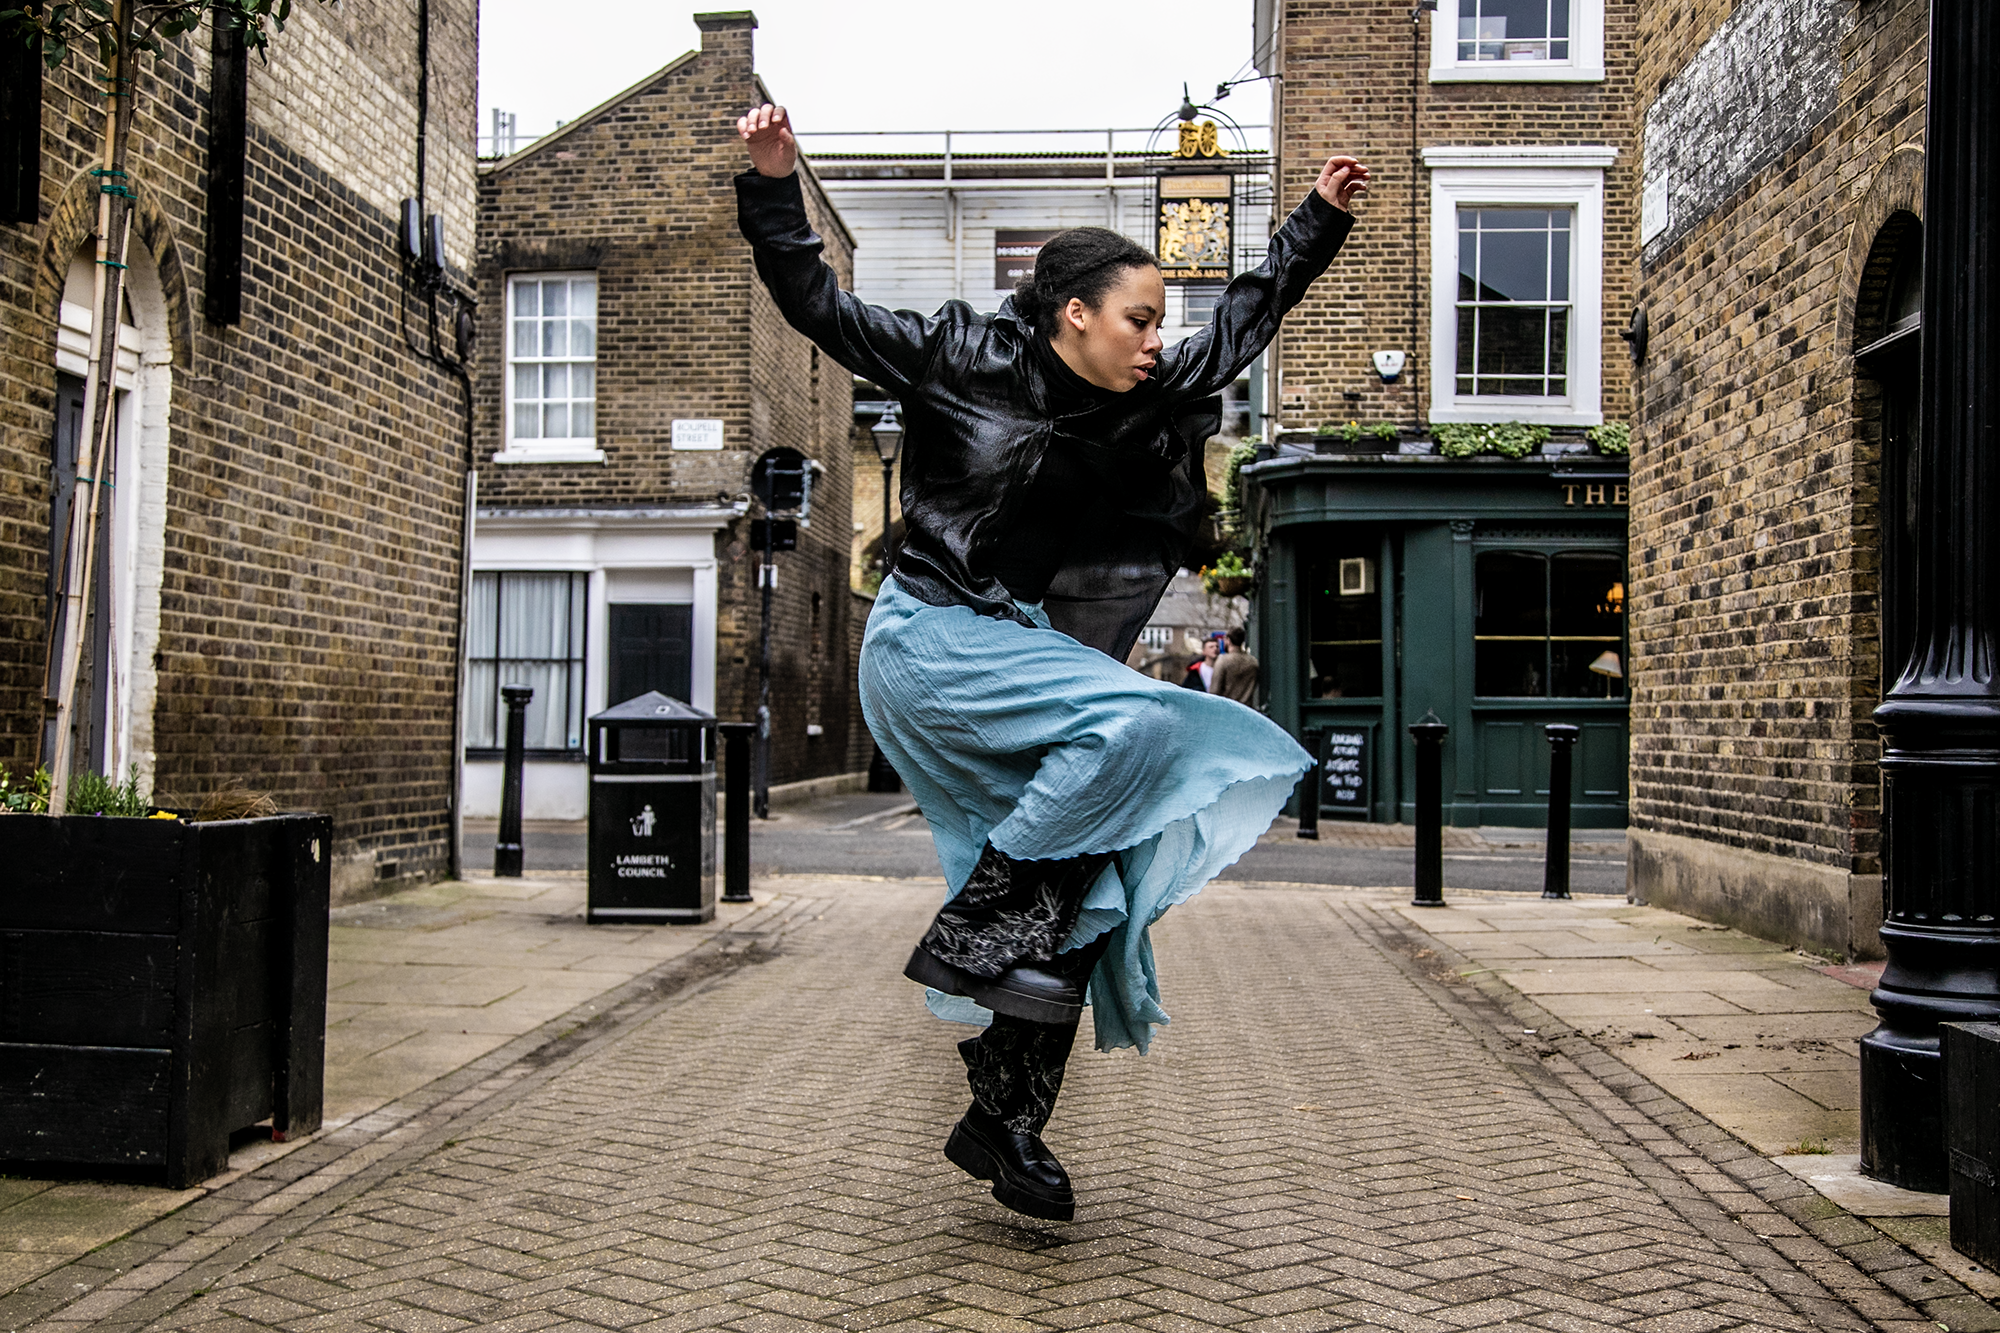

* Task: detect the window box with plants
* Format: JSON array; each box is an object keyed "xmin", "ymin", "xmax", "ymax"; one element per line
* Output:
[{"xmin": 0, "ymin": 772, "xmax": 330, "ymax": 1188}]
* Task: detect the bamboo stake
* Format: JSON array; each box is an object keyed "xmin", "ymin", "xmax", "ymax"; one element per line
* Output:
[{"xmin": 48, "ymin": 0, "xmax": 136, "ymax": 815}]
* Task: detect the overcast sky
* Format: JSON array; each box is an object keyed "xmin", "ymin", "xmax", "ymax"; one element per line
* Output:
[{"xmin": 476, "ymin": 0, "xmax": 1267, "ymax": 149}]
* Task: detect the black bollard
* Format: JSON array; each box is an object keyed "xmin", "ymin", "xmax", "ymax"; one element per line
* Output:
[
  {"xmin": 719, "ymin": 721, "xmax": 755, "ymax": 903},
  {"xmin": 494, "ymin": 683, "xmax": 533, "ymax": 877},
  {"xmin": 1296, "ymin": 728, "xmax": 1322, "ymax": 840},
  {"xmin": 1542, "ymin": 723, "xmax": 1580, "ymax": 900},
  {"xmin": 1409, "ymin": 712, "xmax": 1448, "ymax": 906}
]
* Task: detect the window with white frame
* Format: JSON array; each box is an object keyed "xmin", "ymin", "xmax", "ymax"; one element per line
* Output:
[
  {"xmin": 1138, "ymin": 626, "xmax": 1173, "ymax": 652},
  {"xmin": 1456, "ymin": 207, "xmax": 1572, "ymax": 399},
  {"xmin": 1426, "ymin": 150, "xmax": 1612, "ymax": 427},
  {"xmin": 465, "ymin": 570, "xmax": 589, "ymax": 754},
  {"xmin": 1430, "ymin": 0, "xmax": 1604, "ymax": 82},
  {"xmin": 503, "ymin": 273, "xmax": 599, "ymax": 460}
]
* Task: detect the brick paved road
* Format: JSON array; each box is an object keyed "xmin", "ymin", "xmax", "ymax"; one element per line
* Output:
[{"xmin": 18, "ymin": 882, "xmax": 1987, "ymax": 1333}]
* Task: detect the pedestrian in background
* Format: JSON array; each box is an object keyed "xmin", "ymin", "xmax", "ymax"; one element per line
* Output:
[
  {"xmin": 1210, "ymin": 626, "xmax": 1260, "ymax": 704},
  {"xmin": 737, "ymin": 101, "xmax": 1367, "ymax": 1223},
  {"xmin": 1180, "ymin": 634, "xmax": 1221, "ymax": 691}
]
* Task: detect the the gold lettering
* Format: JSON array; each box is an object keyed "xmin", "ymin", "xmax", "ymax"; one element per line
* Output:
[
  {"xmin": 1562, "ymin": 484, "xmax": 1579, "ymax": 506},
  {"xmin": 1613, "ymin": 484, "xmax": 1629, "ymax": 506},
  {"xmin": 1586, "ymin": 484, "xmax": 1606, "ymax": 506}
]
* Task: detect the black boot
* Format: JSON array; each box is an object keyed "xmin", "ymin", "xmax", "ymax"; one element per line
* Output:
[
  {"xmin": 905, "ymin": 843, "xmax": 1113, "ymax": 1023},
  {"xmin": 946, "ymin": 1107, "xmax": 1075, "ymax": 1221},
  {"xmin": 948, "ymin": 1012, "xmax": 1083, "ymax": 1221}
]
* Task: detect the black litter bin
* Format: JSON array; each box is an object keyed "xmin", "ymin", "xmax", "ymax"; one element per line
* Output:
[{"xmin": 587, "ymin": 691, "xmax": 717, "ymax": 924}]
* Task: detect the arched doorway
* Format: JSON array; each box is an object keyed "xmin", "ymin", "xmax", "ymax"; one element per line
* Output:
[
  {"xmin": 47, "ymin": 240, "xmax": 174, "ymax": 787},
  {"xmin": 1854, "ymin": 212, "xmax": 1922, "ymax": 692}
]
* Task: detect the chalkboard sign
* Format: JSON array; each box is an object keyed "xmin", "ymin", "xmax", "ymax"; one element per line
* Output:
[{"xmin": 1318, "ymin": 728, "xmax": 1370, "ymax": 815}]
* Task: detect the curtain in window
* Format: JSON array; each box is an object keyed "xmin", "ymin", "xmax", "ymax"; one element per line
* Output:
[
  {"xmin": 465, "ymin": 571, "xmax": 587, "ymax": 751},
  {"xmin": 466, "ymin": 573, "xmax": 501, "ymax": 748}
]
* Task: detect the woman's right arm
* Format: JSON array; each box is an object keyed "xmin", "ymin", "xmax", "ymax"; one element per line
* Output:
[{"xmin": 735, "ymin": 105, "xmax": 941, "ymax": 393}]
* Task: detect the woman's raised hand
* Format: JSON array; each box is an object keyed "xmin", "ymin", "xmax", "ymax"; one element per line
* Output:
[
  {"xmin": 1315, "ymin": 156, "xmax": 1372, "ymax": 213},
  {"xmin": 738, "ymin": 103, "xmax": 798, "ymax": 179}
]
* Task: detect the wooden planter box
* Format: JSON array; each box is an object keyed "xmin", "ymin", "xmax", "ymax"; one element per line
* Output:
[{"xmin": 0, "ymin": 813, "xmax": 330, "ymax": 1187}]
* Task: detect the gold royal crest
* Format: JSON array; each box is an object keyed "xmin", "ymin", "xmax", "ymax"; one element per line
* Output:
[{"xmin": 1158, "ymin": 197, "xmax": 1231, "ymax": 269}]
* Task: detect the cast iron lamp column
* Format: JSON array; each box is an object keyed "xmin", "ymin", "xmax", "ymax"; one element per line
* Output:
[
  {"xmin": 866, "ymin": 407, "xmax": 905, "ymax": 794},
  {"xmin": 1860, "ymin": 0, "xmax": 2000, "ymax": 1193},
  {"xmin": 872, "ymin": 406, "xmax": 903, "ymax": 580}
]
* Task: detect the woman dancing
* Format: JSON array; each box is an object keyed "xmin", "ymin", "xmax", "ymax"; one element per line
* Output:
[{"xmin": 736, "ymin": 104, "xmax": 1368, "ymax": 1221}]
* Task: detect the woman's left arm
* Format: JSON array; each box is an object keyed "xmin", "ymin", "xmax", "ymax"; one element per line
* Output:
[{"xmin": 1157, "ymin": 155, "xmax": 1368, "ymax": 401}]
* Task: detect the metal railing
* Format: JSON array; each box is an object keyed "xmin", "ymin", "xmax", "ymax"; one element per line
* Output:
[{"xmin": 478, "ymin": 118, "xmax": 1272, "ymax": 162}]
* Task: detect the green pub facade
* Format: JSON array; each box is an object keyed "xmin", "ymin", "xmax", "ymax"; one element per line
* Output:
[{"xmin": 1246, "ymin": 439, "xmax": 1630, "ymax": 828}]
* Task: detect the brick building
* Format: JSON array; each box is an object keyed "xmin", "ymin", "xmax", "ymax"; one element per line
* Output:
[
  {"xmin": 1264, "ymin": 0, "xmax": 1637, "ymax": 434},
  {"xmin": 469, "ymin": 12, "xmax": 859, "ymax": 820},
  {"xmin": 1243, "ymin": 0, "xmax": 1640, "ymax": 825},
  {"xmin": 0, "ymin": 1, "xmax": 478, "ymax": 898},
  {"xmin": 1625, "ymin": 0, "xmax": 1928, "ymax": 958}
]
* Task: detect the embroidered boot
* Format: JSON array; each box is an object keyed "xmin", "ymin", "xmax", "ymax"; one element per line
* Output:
[
  {"xmin": 946, "ymin": 1012, "xmax": 1080, "ymax": 1221},
  {"xmin": 904, "ymin": 843, "xmax": 1113, "ymax": 1023}
]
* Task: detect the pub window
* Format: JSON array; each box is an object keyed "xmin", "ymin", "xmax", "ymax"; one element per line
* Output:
[
  {"xmin": 1457, "ymin": 207, "xmax": 1572, "ymax": 400},
  {"xmin": 507, "ymin": 273, "xmax": 597, "ymax": 450},
  {"xmin": 1474, "ymin": 551, "xmax": 1624, "ymax": 698},
  {"xmin": 1305, "ymin": 546, "xmax": 1384, "ymax": 699},
  {"xmin": 466, "ymin": 571, "xmax": 588, "ymax": 753}
]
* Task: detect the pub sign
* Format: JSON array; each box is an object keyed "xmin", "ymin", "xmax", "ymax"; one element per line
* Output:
[{"xmin": 1155, "ymin": 174, "xmax": 1233, "ymax": 283}]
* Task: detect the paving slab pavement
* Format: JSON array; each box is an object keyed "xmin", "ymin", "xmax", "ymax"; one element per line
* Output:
[
  {"xmin": 3, "ymin": 871, "xmax": 1994, "ymax": 1333},
  {"xmin": 1383, "ymin": 889, "xmax": 2000, "ymax": 1304}
]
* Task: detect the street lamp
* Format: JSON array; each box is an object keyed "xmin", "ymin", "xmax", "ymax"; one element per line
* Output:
[
  {"xmin": 867, "ymin": 405, "xmax": 905, "ymax": 796},
  {"xmin": 872, "ymin": 405, "xmax": 904, "ymax": 580}
]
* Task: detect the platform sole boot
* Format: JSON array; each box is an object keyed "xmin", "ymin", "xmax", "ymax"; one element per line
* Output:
[
  {"xmin": 904, "ymin": 843, "xmax": 1114, "ymax": 1023},
  {"xmin": 945, "ymin": 1107, "xmax": 1075, "ymax": 1221}
]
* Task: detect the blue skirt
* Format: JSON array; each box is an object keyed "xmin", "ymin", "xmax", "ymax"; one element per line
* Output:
[{"xmin": 858, "ymin": 577, "xmax": 1311, "ymax": 1052}]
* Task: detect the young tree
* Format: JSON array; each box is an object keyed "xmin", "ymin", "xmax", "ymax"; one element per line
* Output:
[{"xmin": 3, "ymin": 0, "xmax": 322, "ymax": 812}]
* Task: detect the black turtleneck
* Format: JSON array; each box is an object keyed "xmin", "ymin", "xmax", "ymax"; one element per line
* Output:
[{"xmin": 986, "ymin": 335, "xmax": 1125, "ymax": 603}]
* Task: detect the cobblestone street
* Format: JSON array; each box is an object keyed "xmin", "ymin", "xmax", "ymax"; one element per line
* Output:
[{"xmin": 6, "ymin": 875, "xmax": 1990, "ymax": 1333}]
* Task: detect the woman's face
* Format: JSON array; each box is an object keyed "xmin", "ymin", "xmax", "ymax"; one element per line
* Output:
[{"xmin": 1054, "ymin": 264, "xmax": 1168, "ymax": 392}]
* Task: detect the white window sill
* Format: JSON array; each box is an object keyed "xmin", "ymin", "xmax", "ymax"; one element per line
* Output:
[
  {"xmin": 492, "ymin": 447, "xmax": 607, "ymax": 465},
  {"xmin": 1430, "ymin": 64, "xmax": 1605, "ymax": 83},
  {"xmin": 1431, "ymin": 402, "xmax": 1603, "ymax": 428}
]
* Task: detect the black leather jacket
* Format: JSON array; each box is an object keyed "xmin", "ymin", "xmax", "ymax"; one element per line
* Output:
[{"xmin": 736, "ymin": 170, "xmax": 1354, "ymax": 660}]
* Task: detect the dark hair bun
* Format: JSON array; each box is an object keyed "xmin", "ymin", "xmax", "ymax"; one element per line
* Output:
[{"xmin": 1013, "ymin": 226, "xmax": 1158, "ymax": 328}]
